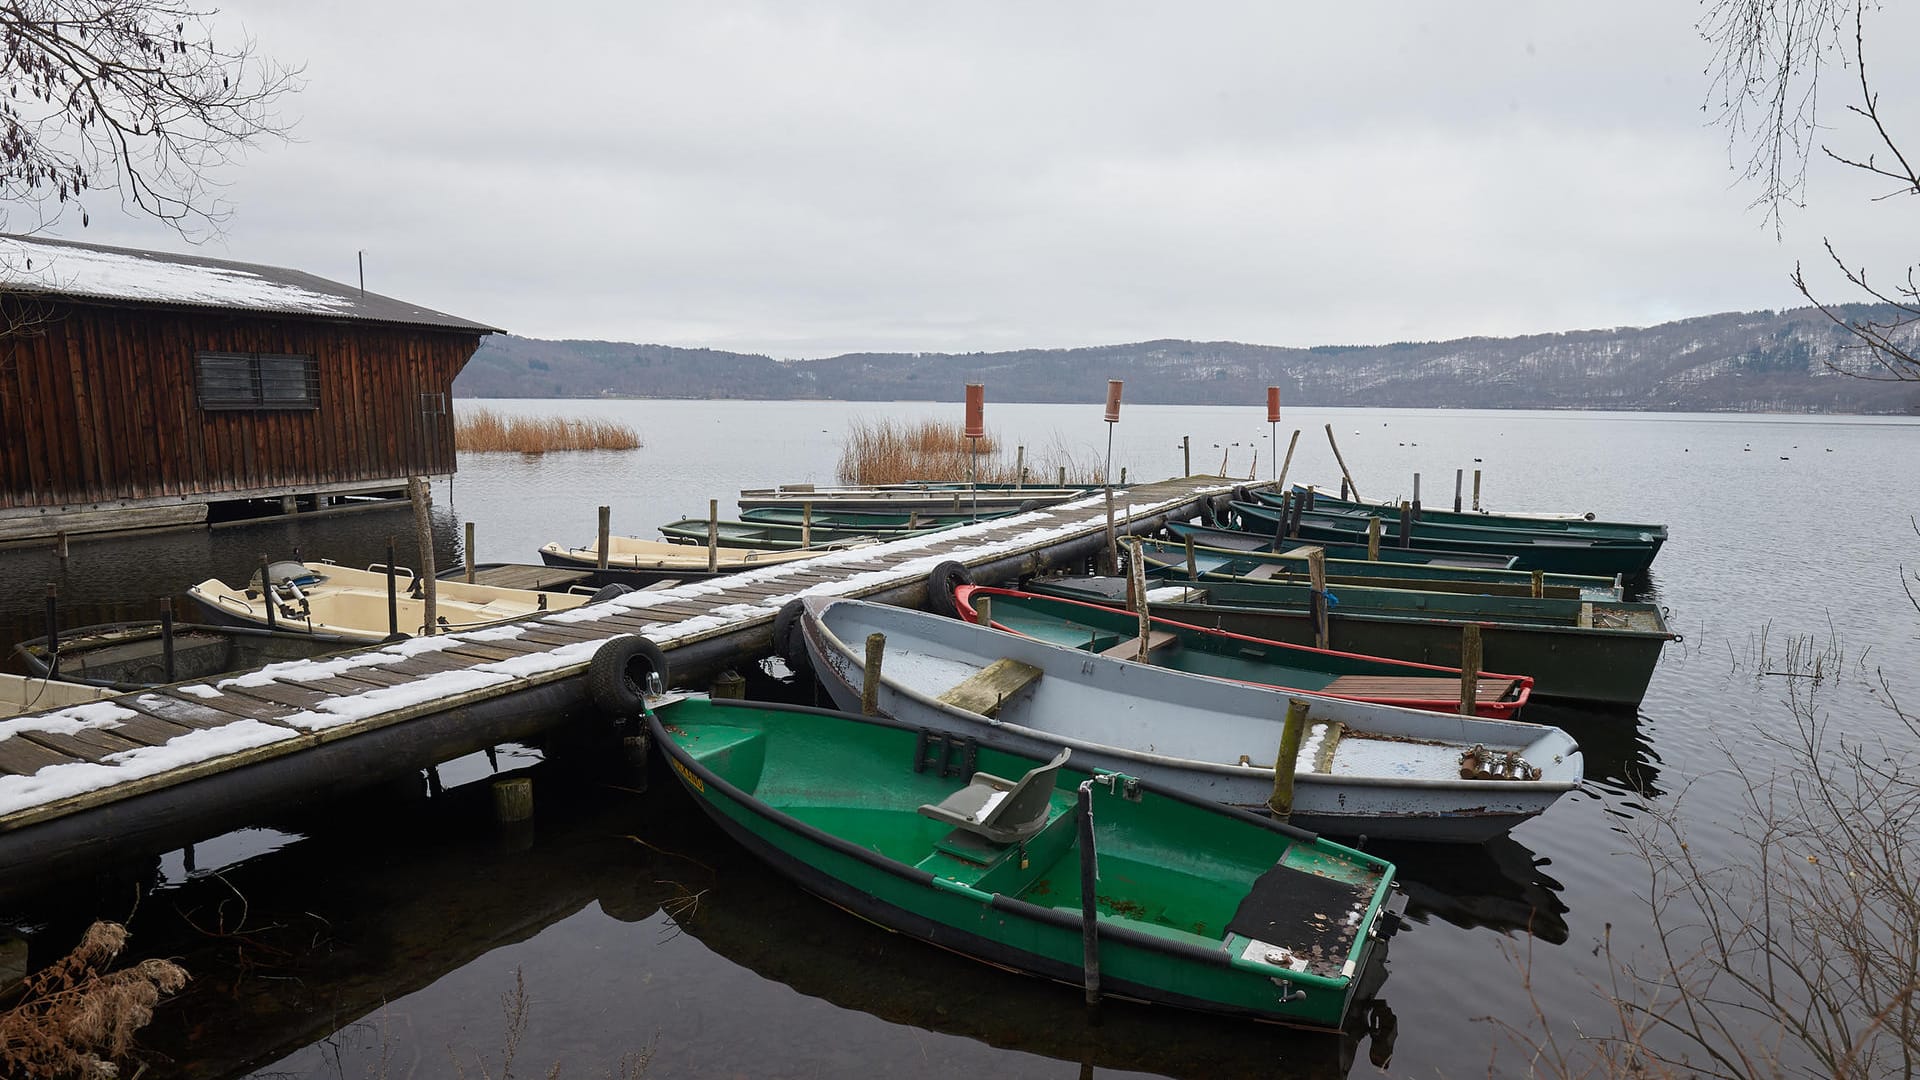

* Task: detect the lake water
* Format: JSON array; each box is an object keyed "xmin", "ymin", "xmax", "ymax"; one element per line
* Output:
[{"xmin": 2, "ymin": 400, "xmax": 1916, "ymax": 1078}]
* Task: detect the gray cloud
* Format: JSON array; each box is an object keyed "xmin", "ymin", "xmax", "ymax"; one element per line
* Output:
[{"xmin": 67, "ymin": 1, "xmax": 1920, "ymax": 357}]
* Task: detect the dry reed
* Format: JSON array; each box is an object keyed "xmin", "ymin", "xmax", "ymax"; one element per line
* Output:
[
  {"xmin": 836, "ymin": 418, "xmax": 1104, "ymax": 486},
  {"xmin": 456, "ymin": 407, "xmax": 642, "ymax": 454},
  {"xmin": 0, "ymin": 921, "xmax": 188, "ymax": 1078}
]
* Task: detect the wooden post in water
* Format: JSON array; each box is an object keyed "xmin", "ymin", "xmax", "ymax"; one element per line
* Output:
[
  {"xmin": 1397, "ymin": 502, "xmax": 1413, "ymax": 549},
  {"xmin": 861, "ymin": 633, "xmax": 886, "ymax": 716},
  {"xmin": 974, "ymin": 594, "xmax": 992, "ymax": 628},
  {"xmin": 1120, "ymin": 466, "xmax": 1128, "ymax": 485},
  {"xmin": 1367, "ymin": 517, "xmax": 1382, "ymax": 561},
  {"xmin": 1015, "ymin": 446, "xmax": 1025, "ymax": 488},
  {"xmin": 1531, "ymin": 570, "xmax": 1545, "ymax": 599},
  {"xmin": 1306, "ymin": 547, "xmax": 1329, "ymax": 649},
  {"xmin": 1324, "ymin": 424, "xmax": 1361, "ymax": 501},
  {"xmin": 1127, "ymin": 540, "xmax": 1152, "ymax": 661},
  {"xmin": 1473, "ymin": 469, "xmax": 1482, "ymax": 511},
  {"xmin": 465, "ymin": 521, "xmax": 477, "ymax": 583},
  {"xmin": 711, "ymin": 670, "xmax": 747, "ymax": 699},
  {"xmin": 1058, "ymin": 466, "xmax": 1067, "ymax": 488},
  {"xmin": 1459, "ymin": 624, "xmax": 1484, "ymax": 716},
  {"xmin": 1267, "ymin": 698, "xmax": 1311, "ymax": 820},
  {"xmin": 410, "ymin": 477, "xmax": 438, "ymax": 635},
  {"xmin": 492, "ymin": 778, "xmax": 534, "ymax": 823},
  {"xmin": 1184, "ymin": 534, "xmax": 1198, "ymax": 581},
  {"xmin": 54, "ymin": 531, "xmax": 68, "ymax": 561},
  {"xmin": 1102, "ymin": 486, "xmax": 1118, "ymax": 576},
  {"xmin": 801, "ymin": 502, "xmax": 813, "ymax": 550},
  {"xmin": 259, "ymin": 555, "xmax": 276, "ymax": 632},
  {"xmin": 1077, "ymin": 781, "xmax": 1102, "ymax": 1006},
  {"xmin": 707, "ymin": 499, "xmax": 720, "ymax": 574},
  {"xmin": 1276, "ymin": 429, "xmax": 1301, "ymax": 495},
  {"xmin": 1182, "ymin": 435, "xmax": 1191, "ymax": 476},
  {"xmin": 1412, "ymin": 473, "xmax": 1422, "ymax": 518},
  {"xmin": 596, "ymin": 505, "xmax": 611, "ymax": 570},
  {"xmin": 1454, "ymin": 469, "xmax": 1464, "ymax": 513},
  {"xmin": 159, "ymin": 602, "xmax": 176, "ymax": 683}
]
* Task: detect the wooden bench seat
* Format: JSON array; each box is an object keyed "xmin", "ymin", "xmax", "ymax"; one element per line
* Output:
[
  {"xmin": 1097, "ymin": 628, "xmax": 1178, "ymax": 661},
  {"xmin": 1321, "ymin": 674, "xmax": 1520, "ymax": 702},
  {"xmin": 937, "ymin": 658, "xmax": 1043, "ymax": 717}
]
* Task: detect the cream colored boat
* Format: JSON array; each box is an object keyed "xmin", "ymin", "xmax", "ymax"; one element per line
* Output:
[
  {"xmin": 187, "ymin": 561, "xmax": 593, "ymax": 642},
  {"xmin": 0, "ymin": 673, "xmax": 121, "ymax": 719},
  {"xmin": 537, "ymin": 535, "xmax": 860, "ymax": 574}
]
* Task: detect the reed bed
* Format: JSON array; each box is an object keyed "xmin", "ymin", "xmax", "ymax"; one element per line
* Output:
[
  {"xmin": 456, "ymin": 407, "xmax": 642, "ymax": 454},
  {"xmin": 836, "ymin": 418, "xmax": 1104, "ymax": 486}
]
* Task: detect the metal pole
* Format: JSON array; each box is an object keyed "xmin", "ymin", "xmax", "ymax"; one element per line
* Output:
[
  {"xmin": 43, "ymin": 585, "xmax": 59, "ymax": 678},
  {"xmin": 160, "ymin": 602, "xmax": 176, "ymax": 684},
  {"xmin": 1077, "ymin": 780, "xmax": 1102, "ymax": 1007}
]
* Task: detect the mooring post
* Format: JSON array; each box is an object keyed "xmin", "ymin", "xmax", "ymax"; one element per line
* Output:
[
  {"xmin": 54, "ymin": 531, "xmax": 68, "ymax": 561},
  {"xmin": 1268, "ymin": 698, "xmax": 1311, "ymax": 819},
  {"xmin": 1015, "ymin": 445, "xmax": 1026, "ymax": 488},
  {"xmin": 1120, "ymin": 466, "xmax": 1128, "ymax": 485},
  {"xmin": 1103, "ymin": 486, "xmax": 1118, "ymax": 576},
  {"xmin": 1367, "ymin": 517, "xmax": 1382, "ymax": 561},
  {"xmin": 1454, "ymin": 469, "xmax": 1464, "ymax": 513},
  {"xmin": 708, "ymin": 499, "xmax": 720, "ymax": 574},
  {"xmin": 597, "ymin": 505, "xmax": 611, "ymax": 570},
  {"xmin": 1324, "ymin": 424, "xmax": 1361, "ymax": 501},
  {"xmin": 1277, "ymin": 429, "xmax": 1300, "ymax": 495},
  {"xmin": 259, "ymin": 555, "xmax": 276, "ymax": 632},
  {"xmin": 801, "ymin": 502, "xmax": 813, "ymax": 550},
  {"xmin": 1411, "ymin": 473, "xmax": 1422, "ymax": 519},
  {"xmin": 1306, "ymin": 547, "xmax": 1329, "ymax": 649},
  {"xmin": 1184, "ymin": 534, "xmax": 1198, "ymax": 581},
  {"xmin": 465, "ymin": 521, "xmax": 477, "ymax": 583},
  {"xmin": 1077, "ymin": 781, "xmax": 1102, "ymax": 1007},
  {"xmin": 43, "ymin": 585, "xmax": 59, "ymax": 677},
  {"xmin": 1058, "ymin": 465, "xmax": 1067, "ymax": 488},
  {"xmin": 386, "ymin": 539, "xmax": 400, "ymax": 638},
  {"xmin": 1459, "ymin": 624, "xmax": 1484, "ymax": 716},
  {"xmin": 1473, "ymin": 469, "xmax": 1482, "ymax": 511},
  {"xmin": 1397, "ymin": 502, "xmax": 1413, "ymax": 548},
  {"xmin": 711, "ymin": 670, "xmax": 746, "ymax": 699},
  {"xmin": 160, "ymin": 602, "xmax": 176, "ymax": 684},
  {"xmin": 1182, "ymin": 435, "xmax": 1191, "ymax": 477},
  {"xmin": 861, "ymin": 632, "xmax": 886, "ymax": 716},
  {"xmin": 1127, "ymin": 540, "xmax": 1152, "ymax": 661},
  {"xmin": 492, "ymin": 777, "xmax": 533, "ymax": 824},
  {"xmin": 975, "ymin": 594, "xmax": 992, "ymax": 628},
  {"xmin": 409, "ymin": 476, "xmax": 438, "ymax": 635},
  {"xmin": 1340, "ymin": 477, "xmax": 1349, "ymax": 500}
]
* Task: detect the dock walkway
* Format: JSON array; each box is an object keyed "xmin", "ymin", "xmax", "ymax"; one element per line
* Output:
[{"xmin": 0, "ymin": 477, "xmax": 1238, "ymax": 894}]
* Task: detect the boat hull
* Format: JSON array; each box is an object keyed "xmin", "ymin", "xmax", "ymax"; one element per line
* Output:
[{"xmin": 801, "ymin": 598, "xmax": 1581, "ymax": 842}]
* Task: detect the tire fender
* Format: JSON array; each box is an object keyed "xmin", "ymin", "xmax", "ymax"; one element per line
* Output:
[
  {"xmin": 772, "ymin": 598, "xmax": 812, "ymax": 677},
  {"xmin": 589, "ymin": 582, "xmax": 634, "ymax": 605},
  {"xmin": 926, "ymin": 560, "xmax": 974, "ymax": 619},
  {"xmin": 587, "ymin": 635, "xmax": 668, "ymax": 717}
]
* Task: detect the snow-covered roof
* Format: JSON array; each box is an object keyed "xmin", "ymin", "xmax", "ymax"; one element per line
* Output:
[{"xmin": 0, "ymin": 234, "xmax": 499, "ymax": 334}]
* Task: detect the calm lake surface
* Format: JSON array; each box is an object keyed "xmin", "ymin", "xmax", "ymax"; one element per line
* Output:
[{"xmin": 2, "ymin": 400, "xmax": 1916, "ymax": 1078}]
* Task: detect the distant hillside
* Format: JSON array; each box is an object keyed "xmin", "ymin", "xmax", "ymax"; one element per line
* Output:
[{"xmin": 454, "ymin": 305, "xmax": 1920, "ymax": 414}]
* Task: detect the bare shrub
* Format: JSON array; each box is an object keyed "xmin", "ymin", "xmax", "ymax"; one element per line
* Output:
[{"xmin": 0, "ymin": 920, "xmax": 189, "ymax": 1079}]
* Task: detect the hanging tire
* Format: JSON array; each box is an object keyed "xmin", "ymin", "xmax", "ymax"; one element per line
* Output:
[
  {"xmin": 587, "ymin": 635, "xmax": 668, "ymax": 717},
  {"xmin": 926, "ymin": 560, "xmax": 973, "ymax": 619},
  {"xmin": 772, "ymin": 598, "xmax": 811, "ymax": 676},
  {"xmin": 1015, "ymin": 499, "xmax": 1041, "ymax": 513},
  {"xmin": 589, "ymin": 582, "xmax": 634, "ymax": 604}
]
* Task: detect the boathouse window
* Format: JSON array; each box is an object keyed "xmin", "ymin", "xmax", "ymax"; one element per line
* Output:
[{"xmin": 195, "ymin": 352, "xmax": 320, "ymax": 410}]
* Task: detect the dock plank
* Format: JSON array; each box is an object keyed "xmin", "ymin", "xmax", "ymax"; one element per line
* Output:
[
  {"xmin": 0, "ymin": 736, "xmax": 84, "ymax": 776},
  {"xmin": 15, "ymin": 725, "xmax": 147, "ymax": 763},
  {"xmin": 126, "ymin": 691, "xmax": 292, "ymax": 729}
]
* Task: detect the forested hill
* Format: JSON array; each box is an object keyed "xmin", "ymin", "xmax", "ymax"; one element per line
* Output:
[{"xmin": 454, "ymin": 305, "xmax": 1920, "ymax": 414}]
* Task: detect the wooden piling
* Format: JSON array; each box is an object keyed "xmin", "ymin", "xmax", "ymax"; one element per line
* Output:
[
  {"xmin": 1120, "ymin": 466, "xmax": 1128, "ymax": 485},
  {"xmin": 1306, "ymin": 547, "xmax": 1329, "ymax": 649},
  {"xmin": 54, "ymin": 531, "xmax": 68, "ymax": 561},
  {"xmin": 1398, "ymin": 502, "xmax": 1413, "ymax": 548},
  {"xmin": 975, "ymin": 594, "xmax": 993, "ymax": 628},
  {"xmin": 1459, "ymin": 624, "xmax": 1484, "ymax": 716},
  {"xmin": 1454, "ymin": 469, "xmax": 1464, "ymax": 513},
  {"xmin": 1473, "ymin": 469, "xmax": 1482, "ymax": 511},
  {"xmin": 1058, "ymin": 466, "xmax": 1067, "ymax": 488},
  {"xmin": 1367, "ymin": 517, "xmax": 1382, "ymax": 561},
  {"xmin": 409, "ymin": 476, "xmax": 438, "ymax": 635},
  {"xmin": 707, "ymin": 499, "xmax": 720, "ymax": 574},
  {"xmin": 1324, "ymin": 424, "xmax": 1361, "ymax": 501},
  {"xmin": 465, "ymin": 521, "xmax": 476, "ymax": 583},
  {"xmin": 1531, "ymin": 570, "xmax": 1544, "ymax": 598},
  {"xmin": 596, "ymin": 505, "xmax": 611, "ymax": 570},
  {"xmin": 1267, "ymin": 698, "xmax": 1311, "ymax": 819},
  {"xmin": 1184, "ymin": 534, "xmax": 1198, "ymax": 581},
  {"xmin": 861, "ymin": 632, "xmax": 886, "ymax": 716},
  {"xmin": 1182, "ymin": 435, "xmax": 1191, "ymax": 477},
  {"xmin": 1015, "ymin": 446, "xmax": 1026, "ymax": 488},
  {"xmin": 801, "ymin": 502, "xmax": 813, "ymax": 549},
  {"xmin": 492, "ymin": 777, "xmax": 534, "ymax": 823},
  {"xmin": 1412, "ymin": 473, "xmax": 1421, "ymax": 514},
  {"xmin": 1127, "ymin": 540, "xmax": 1152, "ymax": 661},
  {"xmin": 1103, "ymin": 486, "xmax": 1118, "ymax": 575},
  {"xmin": 1276, "ymin": 429, "xmax": 1300, "ymax": 495}
]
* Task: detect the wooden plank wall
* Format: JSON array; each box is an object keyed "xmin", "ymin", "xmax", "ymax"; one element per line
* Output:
[{"xmin": 0, "ymin": 300, "xmax": 483, "ymax": 510}]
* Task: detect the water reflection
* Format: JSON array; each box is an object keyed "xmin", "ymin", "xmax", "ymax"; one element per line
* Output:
[
  {"xmin": 1369, "ymin": 835, "xmax": 1569, "ymax": 945},
  {"xmin": 1526, "ymin": 702, "xmax": 1664, "ymax": 800}
]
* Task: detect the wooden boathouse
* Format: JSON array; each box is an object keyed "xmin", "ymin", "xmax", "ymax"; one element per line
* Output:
[{"xmin": 0, "ymin": 234, "xmax": 498, "ymax": 542}]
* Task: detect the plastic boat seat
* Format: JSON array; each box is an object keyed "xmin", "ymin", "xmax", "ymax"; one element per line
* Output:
[{"xmin": 919, "ymin": 748, "xmax": 1071, "ymax": 844}]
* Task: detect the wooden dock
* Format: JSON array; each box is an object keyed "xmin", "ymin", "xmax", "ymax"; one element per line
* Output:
[{"xmin": 0, "ymin": 477, "xmax": 1240, "ymax": 898}]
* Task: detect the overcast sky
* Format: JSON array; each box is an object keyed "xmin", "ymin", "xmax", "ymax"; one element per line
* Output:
[{"xmin": 54, "ymin": 1, "xmax": 1920, "ymax": 357}]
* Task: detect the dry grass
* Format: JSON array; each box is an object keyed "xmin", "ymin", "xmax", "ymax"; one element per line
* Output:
[
  {"xmin": 456, "ymin": 407, "xmax": 642, "ymax": 454},
  {"xmin": 0, "ymin": 921, "xmax": 189, "ymax": 1079},
  {"xmin": 836, "ymin": 418, "xmax": 1104, "ymax": 486}
]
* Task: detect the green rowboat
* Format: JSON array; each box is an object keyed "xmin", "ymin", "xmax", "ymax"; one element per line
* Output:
[
  {"xmin": 1267, "ymin": 487, "xmax": 1669, "ymax": 544},
  {"xmin": 1169, "ymin": 521, "xmax": 1520, "ymax": 570},
  {"xmin": 740, "ymin": 506, "xmax": 1020, "ymax": 529},
  {"xmin": 1031, "ymin": 575, "xmax": 1673, "ymax": 707},
  {"xmin": 1223, "ymin": 501, "xmax": 1661, "ymax": 576},
  {"xmin": 650, "ymin": 693, "xmax": 1397, "ymax": 1029},
  {"xmin": 656, "ymin": 517, "xmax": 955, "ymax": 550},
  {"xmin": 1138, "ymin": 537, "xmax": 1622, "ymax": 601}
]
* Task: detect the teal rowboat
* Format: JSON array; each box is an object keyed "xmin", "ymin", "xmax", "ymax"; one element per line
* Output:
[
  {"xmin": 1136, "ymin": 537, "xmax": 1622, "ymax": 601},
  {"xmin": 649, "ymin": 694, "xmax": 1397, "ymax": 1030},
  {"xmin": 1268, "ymin": 487, "xmax": 1669, "ymax": 544},
  {"xmin": 656, "ymin": 517, "xmax": 942, "ymax": 550},
  {"xmin": 1222, "ymin": 501, "xmax": 1661, "ymax": 576},
  {"xmin": 1168, "ymin": 521, "xmax": 1520, "ymax": 570},
  {"xmin": 1031, "ymin": 576, "xmax": 1672, "ymax": 707},
  {"xmin": 740, "ymin": 506, "xmax": 1019, "ymax": 529},
  {"xmin": 952, "ymin": 584, "xmax": 1534, "ymax": 719}
]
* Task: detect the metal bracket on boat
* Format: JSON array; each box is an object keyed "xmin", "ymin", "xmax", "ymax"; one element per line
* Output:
[
  {"xmin": 912, "ymin": 729, "xmax": 978, "ymax": 779},
  {"xmin": 1089, "ymin": 772, "xmax": 1143, "ymax": 802},
  {"xmin": 1268, "ymin": 978, "xmax": 1308, "ymax": 1004}
]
